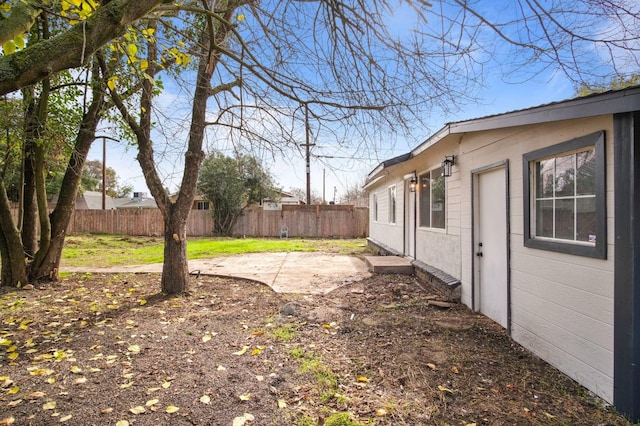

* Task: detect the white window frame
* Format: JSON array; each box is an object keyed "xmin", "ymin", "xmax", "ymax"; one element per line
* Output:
[
  {"xmin": 372, "ymin": 193, "xmax": 378, "ymax": 222},
  {"xmin": 418, "ymin": 166, "xmax": 446, "ymax": 229},
  {"xmin": 388, "ymin": 185, "xmax": 396, "ymax": 224}
]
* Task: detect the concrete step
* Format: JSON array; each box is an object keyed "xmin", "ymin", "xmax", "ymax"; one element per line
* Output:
[{"xmin": 364, "ymin": 255, "xmax": 414, "ymax": 274}]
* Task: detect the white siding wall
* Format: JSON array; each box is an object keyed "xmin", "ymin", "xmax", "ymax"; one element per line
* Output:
[
  {"xmin": 368, "ymin": 176, "xmax": 405, "ymax": 253},
  {"xmin": 414, "ymin": 142, "xmax": 462, "ymax": 277},
  {"xmin": 456, "ymin": 116, "xmax": 615, "ymax": 402}
]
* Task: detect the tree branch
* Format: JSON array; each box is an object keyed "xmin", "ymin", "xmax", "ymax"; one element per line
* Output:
[{"xmin": 0, "ymin": 0, "xmax": 172, "ymax": 96}]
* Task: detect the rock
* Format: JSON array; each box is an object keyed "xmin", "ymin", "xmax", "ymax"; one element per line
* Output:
[
  {"xmin": 22, "ymin": 284, "xmax": 34, "ymax": 290},
  {"xmin": 280, "ymin": 302, "xmax": 304, "ymax": 317}
]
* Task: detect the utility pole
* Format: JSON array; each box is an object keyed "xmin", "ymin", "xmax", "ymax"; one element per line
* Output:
[
  {"xmin": 322, "ymin": 169, "xmax": 326, "ymax": 204},
  {"xmin": 299, "ymin": 103, "xmax": 315, "ymax": 205},
  {"xmin": 97, "ymin": 135, "xmax": 119, "ymax": 210}
]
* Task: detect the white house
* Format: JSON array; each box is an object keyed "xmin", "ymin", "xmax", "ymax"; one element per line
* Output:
[{"xmin": 364, "ymin": 86, "xmax": 640, "ymax": 420}]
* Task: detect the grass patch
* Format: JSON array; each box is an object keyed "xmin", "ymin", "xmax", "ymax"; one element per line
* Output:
[
  {"xmin": 61, "ymin": 234, "xmax": 368, "ymax": 267},
  {"xmin": 295, "ymin": 349, "xmax": 341, "ymax": 404},
  {"xmin": 271, "ymin": 323, "xmax": 298, "ymax": 342},
  {"xmin": 324, "ymin": 412, "xmax": 365, "ymax": 426}
]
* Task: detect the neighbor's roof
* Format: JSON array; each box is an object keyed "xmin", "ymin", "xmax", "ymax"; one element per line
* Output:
[{"xmin": 366, "ymin": 85, "xmax": 640, "ymax": 184}]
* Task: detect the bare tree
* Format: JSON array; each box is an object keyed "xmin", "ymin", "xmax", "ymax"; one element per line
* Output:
[
  {"xmin": 104, "ymin": 0, "xmax": 638, "ymax": 294},
  {"xmin": 0, "ymin": 0, "xmax": 636, "ymax": 291}
]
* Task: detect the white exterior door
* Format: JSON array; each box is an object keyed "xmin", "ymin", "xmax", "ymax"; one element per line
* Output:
[
  {"xmin": 405, "ymin": 179, "xmax": 416, "ymax": 258},
  {"xmin": 474, "ymin": 166, "xmax": 509, "ymax": 328}
]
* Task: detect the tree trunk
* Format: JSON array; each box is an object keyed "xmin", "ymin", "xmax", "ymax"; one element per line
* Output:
[
  {"xmin": 0, "ymin": 0, "xmax": 173, "ymax": 96},
  {"xmin": 30, "ymin": 62, "xmax": 104, "ymax": 281},
  {"xmin": 0, "ymin": 180, "xmax": 27, "ymax": 287},
  {"xmin": 160, "ymin": 207, "xmax": 190, "ymax": 294},
  {"xmin": 20, "ymin": 86, "xmax": 39, "ymax": 257}
]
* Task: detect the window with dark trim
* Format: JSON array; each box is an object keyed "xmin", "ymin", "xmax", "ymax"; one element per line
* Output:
[
  {"xmin": 523, "ymin": 131, "xmax": 606, "ymax": 258},
  {"xmin": 418, "ymin": 167, "xmax": 446, "ymax": 229},
  {"xmin": 196, "ymin": 201, "xmax": 210, "ymax": 210}
]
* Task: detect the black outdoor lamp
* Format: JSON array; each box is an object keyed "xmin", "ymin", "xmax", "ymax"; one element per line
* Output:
[
  {"xmin": 442, "ymin": 155, "xmax": 455, "ymax": 177},
  {"xmin": 409, "ymin": 175, "xmax": 417, "ymax": 192}
]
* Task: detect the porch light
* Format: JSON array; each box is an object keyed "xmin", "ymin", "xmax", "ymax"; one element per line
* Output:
[
  {"xmin": 442, "ymin": 155, "xmax": 455, "ymax": 177},
  {"xmin": 409, "ymin": 175, "xmax": 417, "ymax": 192}
]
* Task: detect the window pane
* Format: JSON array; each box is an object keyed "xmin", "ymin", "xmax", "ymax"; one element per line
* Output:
[
  {"xmin": 389, "ymin": 187, "xmax": 396, "ymax": 223},
  {"xmin": 576, "ymin": 197, "xmax": 597, "ymax": 243},
  {"xmin": 373, "ymin": 194, "xmax": 378, "ymax": 221},
  {"xmin": 419, "ymin": 173, "xmax": 430, "ymax": 227},
  {"xmin": 555, "ymin": 199, "xmax": 575, "ymax": 240},
  {"xmin": 536, "ymin": 200, "xmax": 553, "ymax": 237},
  {"xmin": 431, "ymin": 168, "xmax": 445, "ymax": 229},
  {"xmin": 536, "ymin": 159, "xmax": 554, "ymax": 198},
  {"xmin": 554, "ymin": 154, "xmax": 575, "ymax": 197},
  {"xmin": 576, "ymin": 149, "xmax": 596, "ymax": 196}
]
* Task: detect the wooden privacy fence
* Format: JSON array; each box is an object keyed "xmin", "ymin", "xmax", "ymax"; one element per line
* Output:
[
  {"xmin": 65, "ymin": 209, "xmax": 214, "ymax": 236},
  {"xmin": 231, "ymin": 205, "xmax": 369, "ymax": 238},
  {"xmin": 12, "ymin": 205, "xmax": 368, "ymax": 238}
]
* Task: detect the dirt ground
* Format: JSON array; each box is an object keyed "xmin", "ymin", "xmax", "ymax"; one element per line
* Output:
[{"xmin": 0, "ymin": 272, "xmax": 630, "ymax": 425}]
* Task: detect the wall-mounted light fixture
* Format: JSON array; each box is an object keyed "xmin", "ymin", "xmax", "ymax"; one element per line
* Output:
[
  {"xmin": 409, "ymin": 175, "xmax": 417, "ymax": 192},
  {"xmin": 442, "ymin": 155, "xmax": 455, "ymax": 177}
]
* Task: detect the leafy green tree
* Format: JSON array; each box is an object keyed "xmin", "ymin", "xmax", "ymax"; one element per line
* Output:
[
  {"xmin": 198, "ymin": 152, "xmax": 277, "ymax": 236},
  {"xmin": 577, "ymin": 75, "xmax": 640, "ymax": 96},
  {"xmin": 81, "ymin": 159, "xmax": 132, "ymax": 198},
  {"xmin": 0, "ymin": 6, "xmax": 110, "ymax": 286}
]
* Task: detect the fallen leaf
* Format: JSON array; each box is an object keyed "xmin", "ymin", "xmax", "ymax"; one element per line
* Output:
[
  {"xmin": 43, "ymin": 400, "xmax": 57, "ymax": 410},
  {"xmin": 101, "ymin": 408, "xmax": 113, "ymax": 414},
  {"xmin": 28, "ymin": 391, "xmax": 45, "ymax": 399},
  {"xmin": 252, "ymin": 330, "xmax": 264, "ymax": 336},
  {"xmin": 59, "ymin": 414, "xmax": 72, "ymax": 422},
  {"xmin": 217, "ymin": 365, "xmax": 226, "ymax": 371},
  {"xmin": 438, "ymin": 385, "xmax": 453, "ymax": 394},
  {"xmin": 277, "ymin": 399, "xmax": 287, "ymax": 408},
  {"xmin": 70, "ymin": 366, "xmax": 82, "ymax": 374},
  {"xmin": 145, "ymin": 399, "xmax": 159, "ymax": 407},
  {"xmin": 202, "ymin": 334, "xmax": 212, "ymax": 343},
  {"xmin": 47, "ymin": 377, "xmax": 56, "ymax": 384},
  {"xmin": 73, "ymin": 377, "xmax": 87, "ymax": 384},
  {"xmin": 147, "ymin": 387, "xmax": 161, "ymax": 393},
  {"xmin": 232, "ymin": 413, "xmax": 255, "ymax": 426},
  {"xmin": 451, "ymin": 366, "xmax": 459, "ymax": 374},
  {"xmin": 166, "ymin": 406, "xmax": 179, "ymax": 413},
  {"xmin": 543, "ymin": 412, "xmax": 556, "ymax": 419},
  {"xmin": 239, "ymin": 393, "xmax": 251, "ymax": 401},
  {"xmin": 233, "ymin": 346, "xmax": 249, "ymax": 356},
  {"xmin": 251, "ymin": 348, "xmax": 261, "ymax": 356},
  {"xmin": 427, "ymin": 363, "xmax": 436, "ymax": 370},
  {"xmin": 200, "ymin": 395, "xmax": 211, "ymax": 404},
  {"xmin": 375, "ymin": 408, "xmax": 388, "ymax": 417},
  {"xmin": 356, "ymin": 376, "xmax": 369, "ymax": 382},
  {"xmin": 115, "ymin": 421, "xmax": 129, "ymax": 426},
  {"xmin": 129, "ymin": 406, "xmax": 145, "ymax": 414},
  {"xmin": 7, "ymin": 399, "xmax": 22, "ymax": 407},
  {"xmin": 161, "ymin": 381, "xmax": 171, "ymax": 389},
  {"xmin": 6, "ymin": 386, "xmax": 18, "ymax": 395},
  {"xmin": 0, "ymin": 416, "xmax": 15, "ymax": 425},
  {"xmin": 7, "ymin": 353, "xmax": 18, "ymax": 361},
  {"xmin": 128, "ymin": 345, "xmax": 141, "ymax": 354},
  {"xmin": 120, "ymin": 381, "xmax": 134, "ymax": 389}
]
